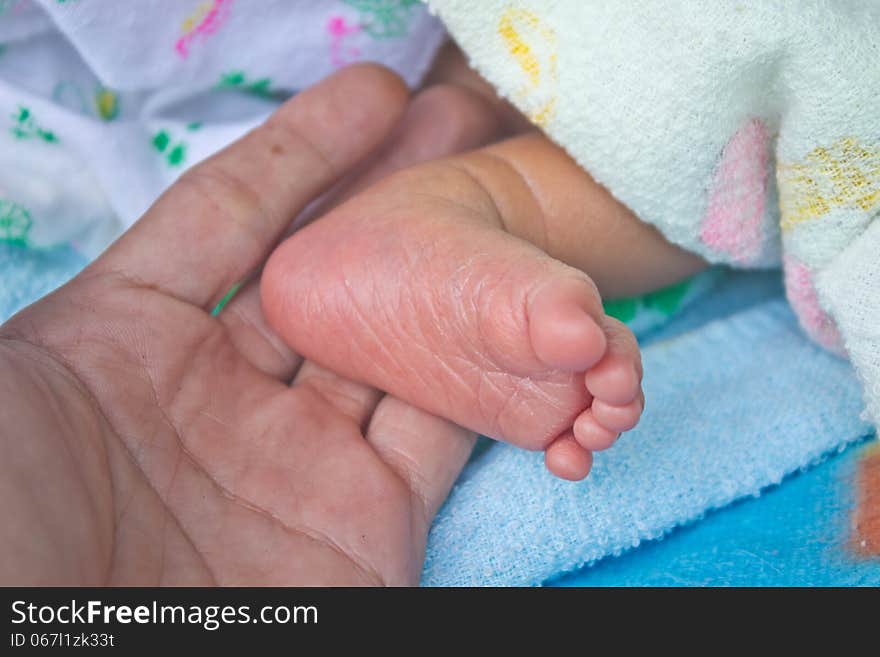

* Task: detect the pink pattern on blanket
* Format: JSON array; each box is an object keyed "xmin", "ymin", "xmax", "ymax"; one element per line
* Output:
[
  {"xmin": 328, "ymin": 15, "xmax": 361, "ymax": 68},
  {"xmin": 783, "ymin": 256, "xmax": 845, "ymax": 354},
  {"xmin": 700, "ymin": 118, "xmax": 770, "ymax": 265},
  {"xmin": 176, "ymin": 0, "xmax": 234, "ymax": 60}
]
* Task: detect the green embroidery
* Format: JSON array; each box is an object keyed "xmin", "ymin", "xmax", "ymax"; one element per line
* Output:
[
  {"xmin": 219, "ymin": 71, "xmax": 245, "ymax": 87},
  {"xmin": 642, "ymin": 278, "xmax": 693, "ymax": 316},
  {"xmin": 152, "ymin": 130, "xmax": 171, "ymax": 152},
  {"xmin": 0, "ymin": 199, "xmax": 32, "ymax": 245},
  {"xmin": 603, "ymin": 297, "xmax": 639, "ymax": 324},
  {"xmin": 342, "ymin": 0, "xmax": 420, "ymax": 39},
  {"xmin": 167, "ymin": 144, "xmax": 186, "ymax": 166},
  {"xmin": 218, "ymin": 71, "xmax": 277, "ymax": 99},
  {"xmin": 604, "ymin": 278, "xmax": 694, "ymax": 325},
  {"xmin": 211, "ymin": 282, "xmax": 242, "ymax": 316},
  {"xmin": 10, "ymin": 107, "xmax": 58, "ymax": 143},
  {"xmin": 152, "ymin": 128, "xmax": 189, "ymax": 167}
]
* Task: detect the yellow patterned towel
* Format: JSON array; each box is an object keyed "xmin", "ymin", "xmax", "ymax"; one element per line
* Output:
[{"xmin": 427, "ymin": 0, "xmax": 880, "ymax": 425}]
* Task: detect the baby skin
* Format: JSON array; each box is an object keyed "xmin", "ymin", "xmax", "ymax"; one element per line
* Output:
[{"xmin": 260, "ymin": 65, "xmax": 706, "ymax": 480}]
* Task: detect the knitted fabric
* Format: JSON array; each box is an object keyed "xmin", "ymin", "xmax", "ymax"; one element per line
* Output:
[{"xmin": 426, "ymin": 0, "xmax": 880, "ymax": 432}]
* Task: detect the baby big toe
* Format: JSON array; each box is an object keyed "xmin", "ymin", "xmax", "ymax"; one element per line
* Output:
[{"xmin": 528, "ymin": 277, "xmax": 608, "ymax": 372}]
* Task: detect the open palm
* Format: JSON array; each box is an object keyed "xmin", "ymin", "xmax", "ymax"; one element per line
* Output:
[{"xmin": 0, "ymin": 66, "xmax": 478, "ymax": 586}]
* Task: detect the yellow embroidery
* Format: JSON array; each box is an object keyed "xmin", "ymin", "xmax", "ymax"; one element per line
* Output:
[
  {"xmin": 498, "ymin": 6, "xmax": 557, "ymax": 128},
  {"xmin": 94, "ymin": 87, "xmax": 119, "ymax": 121},
  {"xmin": 779, "ymin": 137, "xmax": 880, "ymax": 231},
  {"xmin": 181, "ymin": 2, "xmax": 213, "ymax": 32}
]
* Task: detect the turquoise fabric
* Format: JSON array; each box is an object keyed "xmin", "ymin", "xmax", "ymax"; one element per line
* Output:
[
  {"xmin": 551, "ymin": 441, "xmax": 880, "ymax": 586},
  {"xmin": 422, "ymin": 271, "xmax": 876, "ymax": 585},
  {"xmin": 0, "ymin": 242, "xmax": 85, "ymax": 321},
  {"xmin": 2, "ymin": 246, "xmax": 876, "ymax": 586}
]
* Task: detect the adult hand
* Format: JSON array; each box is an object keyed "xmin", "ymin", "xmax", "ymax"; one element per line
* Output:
[{"xmin": 0, "ymin": 65, "xmax": 486, "ymax": 586}]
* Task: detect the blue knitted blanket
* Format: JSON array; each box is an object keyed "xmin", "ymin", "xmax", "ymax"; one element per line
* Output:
[{"xmin": 3, "ymin": 244, "xmax": 876, "ymax": 586}]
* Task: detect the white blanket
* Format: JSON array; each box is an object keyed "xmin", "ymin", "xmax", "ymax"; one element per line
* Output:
[
  {"xmin": 428, "ymin": 0, "xmax": 880, "ymax": 430},
  {"xmin": 0, "ymin": 0, "xmax": 444, "ymax": 256}
]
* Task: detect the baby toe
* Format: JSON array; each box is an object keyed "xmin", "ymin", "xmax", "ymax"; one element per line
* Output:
[
  {"xmin": 584, "ymin": 316, "xmax": 642, "ymax": 406},
  {"xmin": 573, "ymin": 410, "xmax": 619, "ymax": 451},
  {"xmin": 528, "ymin": 277, "xmax": 608, "ymax": 372},
  {"xmin": 590, "ymin": 393, "xmax": 644, "ymax": 433},
  {"xmin": 544, "ymin": 432, "xmax": 594, "ymax": 481}
]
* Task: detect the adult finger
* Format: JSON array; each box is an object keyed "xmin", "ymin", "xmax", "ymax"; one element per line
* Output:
[
  {"xmin": 97, "ymin": 64, "xmax": 409, "ymax": 308},
  {"xmin": 291, "ymin": 360, "xmax": 383, "ymax": 430},
  {"xmin": 214, "ymin": 276, "xmax": 304, "ymax": 380},
  {"xmin": 295, "ymin": 81, "xmax": 502, "ymax": 227},
  {"xmin": 366, "ymin": 396, "xmax": 476, "ymax": 538},
  {"xmin": 221, "ymin": 83, "xmax": 501, "ymax": 381}
]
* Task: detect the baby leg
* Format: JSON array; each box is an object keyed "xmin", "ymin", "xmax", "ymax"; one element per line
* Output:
[{"xmin": 262, "ymin": 134, "xmax": 705, "ymax": 479}]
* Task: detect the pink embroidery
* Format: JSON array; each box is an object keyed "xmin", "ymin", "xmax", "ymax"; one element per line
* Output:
[
  {"xmin": 176, "ymin": 0, "xmax": 233, "ymax": 60},
  {"xmin": 327, "ymin": 15, "xmax": 361, "ymax": 68},
  {"xmin": 700, "ymin": 118, "xmax": 770, "ymax": 265},
  {"xmin": 11, "ymin": 0, "xmax": 30, "ymax": 16},
  {"xmin": 783, "ymin": 256, "xmax": 845, "ymax": 354}
]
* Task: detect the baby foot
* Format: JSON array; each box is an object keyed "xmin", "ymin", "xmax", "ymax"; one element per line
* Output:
[
  {"xmin": 261, "ymin": 165, "xmax": 643, "ymax": 480},
  {"xmin": 526, "ymin": 278, "xmax": 643, "ymax": 479}
]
